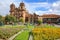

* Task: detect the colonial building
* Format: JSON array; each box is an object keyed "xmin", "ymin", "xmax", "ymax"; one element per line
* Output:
[
  {"xmin": 38, "ymin": 14, "xmax": 60, "ymax": 24},
  {"xmin": 10, "ymin": 2, "xmax": 38, "ymax": 23},
  {"xmin": 10, "ymin": 2, "xmax": 60, "ymax": 24}
]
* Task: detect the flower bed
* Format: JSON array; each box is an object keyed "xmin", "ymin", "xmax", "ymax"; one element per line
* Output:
[
  {"xmin": 32, "ymin": 28, "xmax": 60, "ymax": 40},
  {"xmin": 0, "ymin": 25, "xmax": 24, "ymax": 40}
]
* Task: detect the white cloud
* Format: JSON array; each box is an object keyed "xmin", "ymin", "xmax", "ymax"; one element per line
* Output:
[
  {"xmin": 0, "ymin": 0, "xmax": 60, "ymax": 16},
  {"xmin": 0, "ymin": 0, "xmax": 22, "ymax": 16},
  {"xmin": 34, "ymin": 0, "xmax": 60, "ymax": 15},
  {"xmin": 25, "ymin": 2, "xmax": 51, "ymax": 14},
  {"xmin": 50, "ymin": 0, "xmax": 60, "ymax": 14}
]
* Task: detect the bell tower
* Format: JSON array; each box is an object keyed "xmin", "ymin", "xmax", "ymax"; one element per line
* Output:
[
  {"xmin": 10, "ymin": 3, "xmax": 15, "ymax": 11},
  {"xmin": 19, "ymin": 2, "xmax": 26, "ymax": 23},
  {"xmin": 19, "ymin": 1, "xmax": 26, "ymax": 11},
  {"xmin": 10, "ymin": 3, "xmax": 15, "ymax": 15}
]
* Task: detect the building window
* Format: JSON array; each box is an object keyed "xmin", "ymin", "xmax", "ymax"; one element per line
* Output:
[{"xmin": 48, "ymin": 18, "xmax": 51, "ymax": 21}]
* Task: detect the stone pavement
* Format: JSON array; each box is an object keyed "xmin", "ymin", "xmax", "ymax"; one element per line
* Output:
[
  {"xmin": 7, "ymin": 30, "xmax": 24, "ymax": 40},
  {"xmin": 29, "ymin": 35, "xmax": 33, "ymax": 40},
  {"xmin": 54, "ymin": 24, "xmax": 60, "ymax": 27},
  {"xmin": 0, "ymin": 39, "xmax": 3, "ymax": 40}
]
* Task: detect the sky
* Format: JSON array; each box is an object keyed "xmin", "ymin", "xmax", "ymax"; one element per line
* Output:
[{"xmin": 0, "ymin": 0, "xmax": 60, "ymax": 16}]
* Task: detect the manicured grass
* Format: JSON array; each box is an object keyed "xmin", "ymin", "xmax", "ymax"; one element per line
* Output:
[
  {"xmin": 14, "ymin": 30, "xmax": 29, "ymax": 40},
  {"xmin": 26, "ymin": 24, "xmax": 34, "ymax": 30}
]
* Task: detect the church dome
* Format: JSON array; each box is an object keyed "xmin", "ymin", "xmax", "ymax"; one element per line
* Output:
[
  {"xmin": 10, "ymin": 3, "xmax": 15, "ymax": 6},
  {"xmin": 20, "ymin": 2, "xmax": 25, "ymax": 6}
]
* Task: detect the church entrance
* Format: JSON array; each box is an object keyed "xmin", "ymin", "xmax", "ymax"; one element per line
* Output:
[{"xmin": 25, "ymin": 17, "xmax": 28, "ymax": 22}]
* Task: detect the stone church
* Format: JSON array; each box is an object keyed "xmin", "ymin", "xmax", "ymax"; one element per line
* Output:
[
  {"xmin": 10, "ymin": 2, "xmax": 38, "ymax": 23},
  {"xmin": 9, "ymin": 2, "xmax": 60, "ymax": 24}
]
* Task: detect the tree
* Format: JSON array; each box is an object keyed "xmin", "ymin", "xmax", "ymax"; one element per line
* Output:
[
  {"xmin": 0, "ymin": 15, "xmax": 2, "ymax": 22},
  {"xmin": 0, "ymin": 15, "xmax": 4, "ymax": 25},
  {"xmin": 19, "ymin": 18, "xmax": 23, "ymax": 22},
  {"xmin": 5, "ymin": 15, "xmax": 16, "ymax": 24},
  {"xmin": 37, "ymin": 20, "xmax": 42, "ymax": 24}
]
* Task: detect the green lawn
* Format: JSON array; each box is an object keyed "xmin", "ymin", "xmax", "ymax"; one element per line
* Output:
[{"xmin": 14, "ymin": 30, "xmax": 29, "ymax": 40}]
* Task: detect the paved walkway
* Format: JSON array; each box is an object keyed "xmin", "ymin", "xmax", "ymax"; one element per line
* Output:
[
  {"xmin": 7, "ymin": 30, "xmax": 24, "ymax": 40},
  {"xmin": 54, "ymin": 24, "xmax": 60, "ymax": 27},
  {"xmin": 29, "ymin": 35, "xmax": 33, "ymax": 40},
  {"xmin": 0, "ymin": 39, "xmax": 3, "ymax": 40}
]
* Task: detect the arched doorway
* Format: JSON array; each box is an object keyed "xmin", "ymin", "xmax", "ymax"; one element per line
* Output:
[{"xmin": 25, "ymin": 17, "xmax": 28, "ymax": 22}]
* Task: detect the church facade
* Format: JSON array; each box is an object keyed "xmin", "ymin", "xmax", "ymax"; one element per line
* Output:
[
  {"xmin": 10, "ymin": 2, "xmax": 38, "ymax": 23},
  {"xmin": 10, "ymin": 2, "xmax": 60, "ymax": 24}
]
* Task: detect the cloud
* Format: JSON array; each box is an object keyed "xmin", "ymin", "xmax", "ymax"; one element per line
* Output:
[
  {"xmin": 33, "ymin": 0, "xmax": 60, "ymax": 15},
  {"xmin": 0, "ymin": 0, "xmax": 60, "ymax": 16},
  {"xmin": 34, "ymin": 0, "xmax": 60, "ymax": 15},
  {"xmin": 50, "ymin": 0, "xmax": 60, "ymax": 14},
  {"xmin": 25, "ymin": 2, "xmax": 51, "ymax": 14},
  {"xmin": 0, "ymin": 0, "xmax": 22, "ymax": 16},
  {"xmin": 0, "ymin": 0, "xmax": 14, "ymax": 16}
]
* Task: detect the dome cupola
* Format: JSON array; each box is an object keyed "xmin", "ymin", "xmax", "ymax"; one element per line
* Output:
[{"xmin": 20, "ymin": 1, "xmax": 25, "ymax": 6}]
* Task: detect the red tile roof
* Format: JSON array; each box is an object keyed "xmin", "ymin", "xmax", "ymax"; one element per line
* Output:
[{"xmin": 41, "ymin": 14, "xmax": 60, "ymax": 18}]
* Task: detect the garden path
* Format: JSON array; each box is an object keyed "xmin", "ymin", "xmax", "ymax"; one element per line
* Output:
[{"xmin": 7, "ymin": 30, "xmax": 24, "ymax": 40}]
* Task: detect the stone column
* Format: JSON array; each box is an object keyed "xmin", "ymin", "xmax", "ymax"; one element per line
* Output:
[
  {"xmin": 28, "ymin": 15, "xmax": 30, "ymax": 23},
  {"xmin": 22, "ymin": 11, "xmax": 25, "ymax": 23},
  {"xmin": 32, "ymin": 17, "xmax": 34, "ymax": 23}
]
